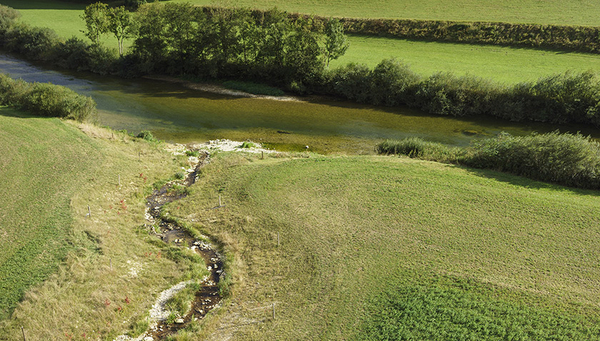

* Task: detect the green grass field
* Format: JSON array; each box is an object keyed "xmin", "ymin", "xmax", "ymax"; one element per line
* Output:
[
  {"xmin": 0, "ymin": 107, "xmax": 103, "ymax": 320},
  {"xmin": 2, "ymin": 0, "xmax": 600, "ymax": 84},
  {"xmin": 332, "ymin": 35, "xmax": 600, "ymax": 84},
  {"xmin": 0, "ymin": 109, "xmax": 204, "ymax": 340},
  {"xmin": 178, "ymin": 0, "xmax": 600, "ymax": 26},
  {"xmin": 170, "ymin": 153, "xmax": 600, "ymax": 339}
]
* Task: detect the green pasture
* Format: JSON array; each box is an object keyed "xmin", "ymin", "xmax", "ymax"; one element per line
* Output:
[
  {"xmin": 172, "ymin": 153, "xmax": 600, "ymax": 339},
  {"xmin": 0, "ymin": 107, "xmax": 103, "ymax": 320},
  {"xmin": 179, "ymin": 0, "xmax": 600, "ymax": 26},
  {"xmin": 332, "ymin": 35, "xmax": 600, "ymax": 84},
  {"xmin": 0, "ymin": 109, "xmax": 203, "ymax": 340}
]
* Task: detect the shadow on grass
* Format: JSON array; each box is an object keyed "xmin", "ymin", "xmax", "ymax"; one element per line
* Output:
[
  {"xmin": 0, "ymin": 106, "xmax": 39, "ymax": 119},
  {"xmin": 460, "ymin": 164, "xmax": 600, "ymax": 197}
]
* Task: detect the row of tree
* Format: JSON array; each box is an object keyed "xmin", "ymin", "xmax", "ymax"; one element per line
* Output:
[{"xmin": 81, "ymin": 2, "xmax": 349, "ymax": 85}]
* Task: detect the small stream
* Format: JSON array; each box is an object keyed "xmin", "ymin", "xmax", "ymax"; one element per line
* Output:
[{"xmin": 143, "ymin": 152, "xmax": 223, "ymax": 340}]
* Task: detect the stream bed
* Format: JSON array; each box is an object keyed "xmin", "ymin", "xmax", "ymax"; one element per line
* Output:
[{"xmin": 142, "ymin": 152, "xmax": 223, "ymax": 340}]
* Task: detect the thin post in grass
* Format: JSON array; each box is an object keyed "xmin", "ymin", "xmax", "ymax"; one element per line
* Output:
[
  {"xmin": 261, "ymin": 151, "xmax": 264, "ymax": 160},
  {"xmin": 219, "ymin": 195, "xmax": 222, "ymax": 207},
  {"xmin": 88, "ymin": 205, "xmax": 91, "ymax": 218},
  {"xmin": 272, "ymin": 303, "xmax": 275, "ymax": 320},
  {"xmin": 21, "ymin": 326, "xmax": 26, "ymax": 341},
  {"xmin": 118, "ymin": 174, "xmax": 121, "ymax": 187}
]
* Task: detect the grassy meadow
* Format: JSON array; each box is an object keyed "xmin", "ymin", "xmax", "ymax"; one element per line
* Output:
[
  {"xmin": 2, "ymin": 0, "xmax": 600, "ymax": 85},
  {"xmin": 0, "ymin": 109, "xmax": 205, "ymax": 340},
  {"xmin": 332, "ymin": 36, "xmax": 600, "ymax": 84},
  {"xmin": 179, "ymin": 0, "xmax": 600, "ymax": 26},
  {"xmin": 168, "ymin": 152, "xmax": 600, "ymax": 340}
]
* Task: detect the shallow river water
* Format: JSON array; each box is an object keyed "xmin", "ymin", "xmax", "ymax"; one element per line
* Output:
[{"xmin": 1, "ymin": 53, "xmax": 597, "ymax": 154}]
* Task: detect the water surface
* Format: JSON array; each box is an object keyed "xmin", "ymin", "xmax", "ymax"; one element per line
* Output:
[{"xmin": 0, "ymin": 54, "xmax": 597, "ymax": 154}]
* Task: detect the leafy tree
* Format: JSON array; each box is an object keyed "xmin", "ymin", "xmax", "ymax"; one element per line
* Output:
[
  {"xmin": 283, "ymin": 18, "xmax": 323, "ymax": 82},
  {"xmin": 81, "ymin": 2, "xmax": 109, "ymax": 45},
  {"xmin": 133, "ymin": 3, "xmax": 167, "ymax": 71},
  {"xmin": 323, "ymin": 18, "xmax": 349, "ymax": 67},
  {"xmin": 107, "ymin": 6, "xmax": 137, "ymax": 56},
  {"xmin": 162, "ymin": 2, "xmax": 197, "ymax": 71}
]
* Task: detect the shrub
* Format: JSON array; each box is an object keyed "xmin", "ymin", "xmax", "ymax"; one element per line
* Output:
[
  {"xmin": 369, "ymin": 59, "xmax": 421, "ymax": 106},
  {"xmin": 0, "ymin": 74, "xmax": 96, "ymax": 121},
  {"xmin": 464, "ymin": 131, "xmax": 600, "ymax": 189},
  {"xmin": 136, "ymin": 130, "xmax": 158, "ymax": 142},
  {"xmin": 329, "ymin": 62, "xmax": 372, "ymax": 103},
  {"xmin": 378, "ymin": 132, "xmax": 600, "ymax": 190},
  {"xmin": 413, "ymin": 72, "xmax": 501, "ymax": 117},
  {"xmin": 24, "ymin": 83, "xmax": 96, "ymax": 120}
]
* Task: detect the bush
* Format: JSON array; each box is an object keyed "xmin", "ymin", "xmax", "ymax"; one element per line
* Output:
[
  {"xmin": 378, "ymin": 132, "xmax": 600, "ymax": 190},
  {"xmin": 464, "ymin": 131, "xmax": 600, "ymax": 189},
  {"xmin": 0, "ymin": 74, "xmax": 96, "ymax": 121},
  {"xmin": 136, "ymin": 130, "xmax": 158, "ymax": 142},
  {"xmin": 25, "ymin": 83, "xmax": 96, "ymax": 120},
  {"xmin": 413, "ymin": 73, "xmax": 501, "ymax": 117}
]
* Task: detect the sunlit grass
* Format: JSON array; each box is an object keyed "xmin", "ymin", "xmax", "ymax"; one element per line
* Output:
[
  {"xmin": 172, "ymin": 152, "xmax": 600, "ymax": 339},
  {"xmin": 178, "ymin": 0, "xmax": 600, "ymax": 26},
  {"xmin": 0, "ymin": 110, "xmax": 201, "ymax": 340},
  {"xmin": 331, "ymin": 35, "xmax": 600, "ymax": 84}
]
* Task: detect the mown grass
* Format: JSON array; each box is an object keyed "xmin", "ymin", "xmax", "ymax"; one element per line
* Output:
[
  {"xmin": 0, "ymin": 107, "xmax": 102, "ymax": 320},
  {"xmin": 330, "ymin": 35, "xmax": 600, "ymax": 84},
  {"xmin": 178, "ymin": 0, "xmax": 600, "ymax": 26},
  {"xmin": 0, "ymin": 109, "xmax": 205, "ymax": 340},
  {"xmin": 170, "ymin": 152, "xmax": 600, "ymax": 339},
  {"xmin": 0, "ymin": 0, "xmax": 123, "ymax": 51}
]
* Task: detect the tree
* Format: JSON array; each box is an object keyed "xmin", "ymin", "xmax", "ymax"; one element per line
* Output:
[
  {"xmin": 323, "ymin": 18, "xmax": 349, "ymax": 67},
  {"xmin": 107, "ymin": 6, "xmax": 137, "ymax": 56},
  {"xmin": 81, "ymin": 2, "xmax": 109, "ymax": 45}
]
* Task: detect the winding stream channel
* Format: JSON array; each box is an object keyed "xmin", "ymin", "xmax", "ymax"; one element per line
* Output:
[
  {"xmin": 142, "ymin": 152, "xmax": 223, "ymax": 340},
  {"xmin": 1, "ymin": 53, "xmax": 598, "ymax": 154}
]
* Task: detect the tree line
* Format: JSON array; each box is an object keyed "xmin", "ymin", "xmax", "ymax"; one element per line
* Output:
[
  {"xmin": 1, "ymin": 2, "xmax": 600, "ymax": 128},
  {"xmin": 81, "ymin": 2, "xmax": 348, "ymax": 87}
]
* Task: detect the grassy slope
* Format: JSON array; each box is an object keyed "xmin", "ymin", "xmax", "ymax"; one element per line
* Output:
[
  {"xmin": 0, "ymin": 109, "xmax": 201, "ymax": 340},
  {"xmin": 0, "ymin": 107, "xmax": 102, "ymax": 320},
  {"xmin": 178, "ymin": 0, "xmax": 600, "ymax": 26},
  {"xmin": 2, "ymin": 0, "xmax": 599, "ymax": 85},
  {"xmin": 172, "ymin": 153, "xmax": 600, "ymax": 340}
]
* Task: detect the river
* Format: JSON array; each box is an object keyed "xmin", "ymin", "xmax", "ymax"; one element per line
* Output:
[{"xmin": 1, "ymin": 53, "xmax": 597, "ymax": 154}]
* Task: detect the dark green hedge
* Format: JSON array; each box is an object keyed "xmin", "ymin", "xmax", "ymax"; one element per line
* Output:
[{"xmin": 287, "ymin": 13, "xmax": 600, "ymax": 54}]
